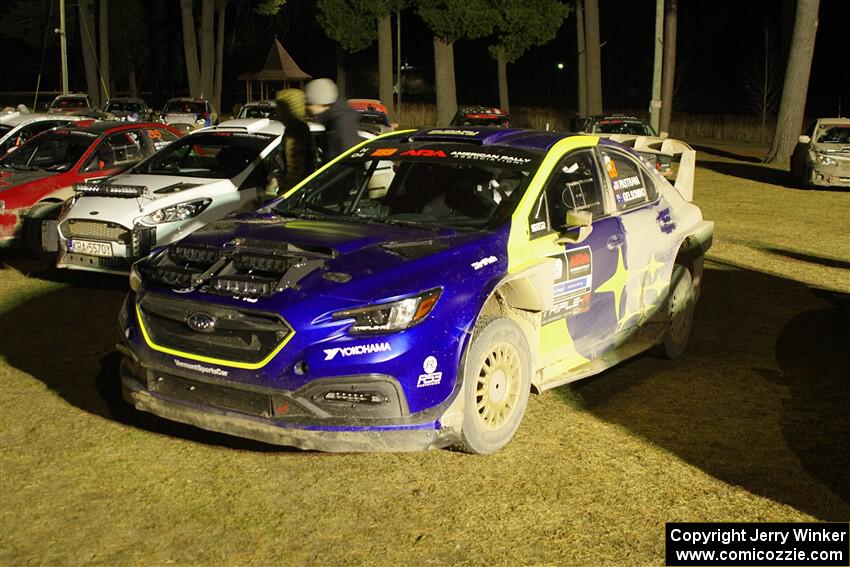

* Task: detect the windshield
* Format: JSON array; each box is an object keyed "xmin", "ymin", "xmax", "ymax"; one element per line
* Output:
[
  {"xmin": 595, "ymin": 120, "xmax": 655, "ymax": 136},
  {"xmin": 106, "ymin": 101, "xmax": 144, "ymax": 113},
  {"xmin": 52, "ymin": 97, "xmax": 87, "ymax": 109},
  {"xmin": 164, "ymin": 100, "xmax": 206, "ymax": 115},
  {"xmin": 238, "ymin": 105, "xmax": 276, "ymax": 119},
  {"xmin": 816, "ymin": 126, "xmax": 850, "ymax": 144},
  {"xmin": 273, "ymin": 142, "xmax": 541, "ymax": 231},
  {"xmin": 133, "ymin": 131, "xmax": 274, "ymax": 178},
  {"xmin": 0, "ymin": 131, "xmax": 93, "ymax": 171}
]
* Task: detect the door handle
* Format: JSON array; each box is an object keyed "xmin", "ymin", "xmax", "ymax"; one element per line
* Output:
[{"xmin": 606, "ymin": 234, "xmax": 624, "ymax": 250}]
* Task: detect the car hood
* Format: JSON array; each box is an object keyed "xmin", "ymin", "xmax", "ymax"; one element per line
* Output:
[
  {"xmin": 144, "ymin": 212, "xmax": 504, "ymax": 303},
  {"xmin": 0, "ymin": 168, "xmax": 57, "ymax": 192},
  {"xmin": 65, "ymin": 174, "xmax": 231, "ymax": 221},
  {"xmin": 812, "ymin": 142, "xmax": 850, "ymax": 156}
]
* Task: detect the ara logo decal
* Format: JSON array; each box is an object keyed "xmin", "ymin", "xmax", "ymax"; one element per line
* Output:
[
  {"xmin": 399, "ymin": 149, "xmax": 447, "ymax": 158},
  {"xmin": 417, "ymin": 356, "xmax": 442, "ymax": 388},
  {"xmin": 567, "ymin": 247, "xmax": 592, "ymax": 278},
  {"xmin": 323, "ymin": 342, "xmax": 392, "ymax": 361}
]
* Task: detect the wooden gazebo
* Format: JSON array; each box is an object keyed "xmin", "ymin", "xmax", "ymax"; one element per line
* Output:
[{"xmin": 238, "ymin": 38, "xmax": 312, "ymax": 101}]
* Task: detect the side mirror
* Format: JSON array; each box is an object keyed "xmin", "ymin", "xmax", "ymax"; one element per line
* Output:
[
  {"xmin": 556, "ymin": 209, "xmax": 593, "ymax": 244},
  {"xmin": 798, "ymin": 135, "xmax": 811, "ymax": 144}
]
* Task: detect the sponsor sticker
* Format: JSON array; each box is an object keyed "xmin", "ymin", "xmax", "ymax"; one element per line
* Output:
[
  {"xmin": 370, "ymin": 148, "xmax": 398, "ymax": 157},
  {"xmin": 173, "ymin": 359, "xmax": 229, "ymax": 377},
  {"xmin": 449, "ymin": 150, "xmax": 533, "ymax": 165},
  {"xmin": 417, "ymin": 356, "xmax": 442, "ymax": 388},
  {"xmin": 399, "ymin": 149, "xmax": 446, "ymax": 158},
  {"xmin": 543, "ymin": 246, "xmax": 593, "ymax": 324},
  {"xmin": 471, "ymin": 255, "xmax": 498, "ymax": 270},
  {"xmin": 531, "ymin": 221, "xmax": 547, "ymax": 233},
  {"xmin": 323, "ymin": 342, "xmax": 392, "ymax": 361},
  {"xmin": 426, "ymin": 129, "xmax": 479, "ymax": 136}
]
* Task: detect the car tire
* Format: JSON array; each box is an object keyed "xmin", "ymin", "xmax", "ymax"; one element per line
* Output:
[
  {"xmin": 456, "ymin": 317, "xmax": 531, "ymax": 454},
  {"xmin": 659, "ymin": 265, "xmax": 695, "ymax": 359}
]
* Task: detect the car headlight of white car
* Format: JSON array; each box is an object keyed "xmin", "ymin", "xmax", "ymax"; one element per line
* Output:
[
  {"xmin": 141, "ymin": 199, "xmax": 211, "ymax": 224},
  {"xmin": 815, "ymin": 153, "xmax": 837, "ymax": 166}
]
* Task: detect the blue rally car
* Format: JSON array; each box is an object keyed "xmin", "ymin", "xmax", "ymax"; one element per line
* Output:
[{"xmin": 118, "ymin": 127, "xmax": 713, "ymax": 453}]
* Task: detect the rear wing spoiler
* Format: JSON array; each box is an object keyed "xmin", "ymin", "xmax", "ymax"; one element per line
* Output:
[{"xmin": 600, "ymin": 134, "xmax": 697, "ymax": 201}]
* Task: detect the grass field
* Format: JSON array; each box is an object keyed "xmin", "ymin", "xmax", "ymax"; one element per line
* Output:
[{"xmin": 1, "ymin": 144, "xmax": 848, "ymax": 566}]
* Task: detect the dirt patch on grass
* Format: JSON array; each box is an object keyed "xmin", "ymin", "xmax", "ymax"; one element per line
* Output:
[{"xmin": 1, "ymin": 148, "xmax": 848, "ymax": 565}]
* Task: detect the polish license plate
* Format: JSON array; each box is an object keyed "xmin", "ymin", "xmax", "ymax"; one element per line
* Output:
[{"xmin": 68, "ymin": 239, "xmax": 113, "ymax": 257}]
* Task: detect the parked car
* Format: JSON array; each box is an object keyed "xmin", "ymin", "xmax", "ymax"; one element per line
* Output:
[
  {"xmin": 118, "ymin": 126, "xmax": 713, "ymax": 454},
  {"xmin": 47, "ymin": 93, "xmax": 99, "ymax": 117},
  {"xmin": 104, "ymin": 97, "xmax": 153, "ymax": 122},
  {"xmin": 0, "ymin": 111, "xmax": 88, "ymax": 158},
  {"xmin": 160, "ymin": 97, "xmax": 217, "ymax": 132},
  {"xmin": 0, "ymin": 120, "xmax": 181, "ymax": 254},
  {"xmin": 450, "ymin": 106, "xmax": 510, "ymax": 127},
  {"xmin": 52, "ymin": 118, "xmax": 283, "ymax": 274},
  {"xmin": 348, "ymin": 98, "xmax": 394, "ymax": 135},
  {"xmin": 576, "ymin": 115, "xmax": 658, "ymax": 136},
  {"xmin": 236, "ymin": 100, "xmax": 277, "ymax": 120},
  {"xmin": 790, "ymin": 117, "xmax": 850, "ymax": 188}
]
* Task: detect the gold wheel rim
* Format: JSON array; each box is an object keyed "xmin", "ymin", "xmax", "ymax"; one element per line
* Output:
[{"xmin": 475, "ymin": 342, "xmax": 521, "ymax": 430}]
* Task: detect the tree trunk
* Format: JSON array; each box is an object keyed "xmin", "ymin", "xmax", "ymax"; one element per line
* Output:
[
  {"xmin": 98, "ymin": 0, "xmax": 110, "ymax": 102},
  {"xmin": 213, "ymin": 0, "xmax": 225, "ymax": 116},
  {"xmin": 497, "ymin": 51, "xmax": 509, "ymax": 113},
  {"xmin": 583, "ymin": 0, "xmax": 603, "ymax": 115},
  {"xmin": 766, "ymin": 0, "xmax": 819, "ymax": 163},
  {"xmin": 336, "ymin": 46, "xmax": 347, "ymax": 99},
  {"xmin": 199, "ymin": 0, "xmax": 215, "ymax": 99},
  {"xmin": 659, "ymin": 0, "xmax": 678, "ymax": 135},
  {"xmin": 77, "ymin": 0, "xmax": 100, "ymax": 107},
  {"xmin": 128, "ymin": 59, "xmax": 138, "ymax": 98},
  {"xmin": 433, "ymin": 37, "xmax": 457, "ymax": 126},
  {"xmin": 378, "ymin": 15, "xmax": 394, "ymax": 119},
  {"xmin": 179, "ymin": 0, "xmax": 201, "ymax": 97},
  {"xmin": 576, "ymin": 0, "xmax": 587, "ymax": 117}
]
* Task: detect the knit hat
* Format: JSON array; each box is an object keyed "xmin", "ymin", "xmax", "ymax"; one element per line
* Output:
[
  {"xmin": 275, "ymin": 88, "xmax": 307, "ymax": 120},
  {"xmin": 304, "ymin": 79, "xmax": 339, "ymax": 106}
]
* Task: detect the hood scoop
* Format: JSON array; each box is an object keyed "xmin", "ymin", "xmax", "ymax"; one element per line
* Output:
[
  {"xmin": 143, "ymin": 239, "xmax": 332, "ymax": 298},
  {"xmin": 154, "ymin": 182, "xmax": 203, "ymax": 194},
  {"xmin": 382, "ymin": 240, "xmax": 448, "ymax": 260}
]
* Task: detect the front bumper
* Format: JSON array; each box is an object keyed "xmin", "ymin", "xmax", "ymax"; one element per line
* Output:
[
  {"xmin": 53, "ymin": 221, "xmax": 156, "ymax": 274},
  {"xmin": 120, "ymin": 355, "xmax": 458, "ymax": 452}
]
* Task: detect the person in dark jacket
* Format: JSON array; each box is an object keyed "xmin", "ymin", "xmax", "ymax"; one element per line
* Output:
[
  {"xmin": 304, "ymin": 78, "xmax": 360, "ymax": 160},
  {"xmin": 265, "ymin": 88, "xmax": 315, "ymax": 200}
]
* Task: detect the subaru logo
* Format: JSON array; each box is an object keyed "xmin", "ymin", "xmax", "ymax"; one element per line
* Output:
[{"xmin": 186, "ymin": 312, "xmax": 216, "ymax": 333}]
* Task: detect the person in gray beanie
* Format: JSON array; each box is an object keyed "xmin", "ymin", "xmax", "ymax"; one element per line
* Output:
[{"xmin": 305, "ymin": 78, "xmax": 360, "ymax": 160}]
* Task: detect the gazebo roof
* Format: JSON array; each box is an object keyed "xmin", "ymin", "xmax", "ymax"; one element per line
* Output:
[{"xmin": 238, "ymin": 38, "xmax": 312, "ymax": 82}]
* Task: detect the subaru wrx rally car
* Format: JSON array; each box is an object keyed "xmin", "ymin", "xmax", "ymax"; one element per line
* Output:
[
  {"xmin": 52, "ymin": 119, "xmax": 283, "ymax": 274},
  {"xmin": 119, "ymin": 127, "xmax": 713, "ymax": 453}
]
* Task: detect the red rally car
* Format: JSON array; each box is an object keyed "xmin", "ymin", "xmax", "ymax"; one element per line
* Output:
[{"xmin": 0, "ymin": 120, "xmax": 182, "ymax": 253}]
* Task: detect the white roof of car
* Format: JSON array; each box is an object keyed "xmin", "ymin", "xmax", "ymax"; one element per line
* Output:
[
  {"xmin": 0, "ymin": 112, "xmax": 87, "ymax": 127},
  {"xmin": 200, "ymin": 118, "xmax": 285, "ymax": 135}
]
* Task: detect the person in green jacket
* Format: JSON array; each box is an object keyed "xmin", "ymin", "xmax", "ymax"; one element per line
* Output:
[{"xmin": 264, "ymin": 88, "xmax": 315, "ymax": 200}]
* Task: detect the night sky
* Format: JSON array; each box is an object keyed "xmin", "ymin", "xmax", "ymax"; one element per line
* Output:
[{"xmin": 2, "ymin": 0, "xmax": 847, "ymax": 117}]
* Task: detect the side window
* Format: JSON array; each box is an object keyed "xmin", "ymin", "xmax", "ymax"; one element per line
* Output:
[
  {"xmin": 82, "ymin": 131, "xmax": 145, "ymax": 172},
  {"xmin": 527, "ymin": 192, "xmax": 550, "ymax": 239},
  {"xmin": 543, "ymin": 150, "xmax": 605, "ymax": 229},
  {"xmin": 239, "ymin": 152, "xmax": 273, "ymax": 190},
  {"xmin": 599, "ymin": 149, "xmax": 652, "ymax": 211},
  {"xmin": 146, "ymin": 127, "xmax": 180, "ymax": 153}
]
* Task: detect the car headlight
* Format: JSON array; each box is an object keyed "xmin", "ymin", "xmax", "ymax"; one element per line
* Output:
[
  {"xmin": 195, "ymin": 118, "xmax": 206, "ymax": 125},
  {"xmin": 815, "ymin": 153, "xmax": 837, "ymax": 166},
  {"xmin": 141, "ymin": 199, "xmax": 211, "ymax": 224},
  {"xmin": 333, "ymin": 288, "xmax": 441, "ymax": 333},
  {"xmin": 58, "ymin": 194, "xmax": 77, "ymax": 219}
]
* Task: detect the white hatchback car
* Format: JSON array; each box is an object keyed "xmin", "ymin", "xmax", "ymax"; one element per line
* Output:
[
  {"xmin": 0, "ymin": 112, "xmax": 89, "ymax": 157},
  {"xmin": 54, "ymin": 118, "xmax": 284, "ymax": 274}
]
